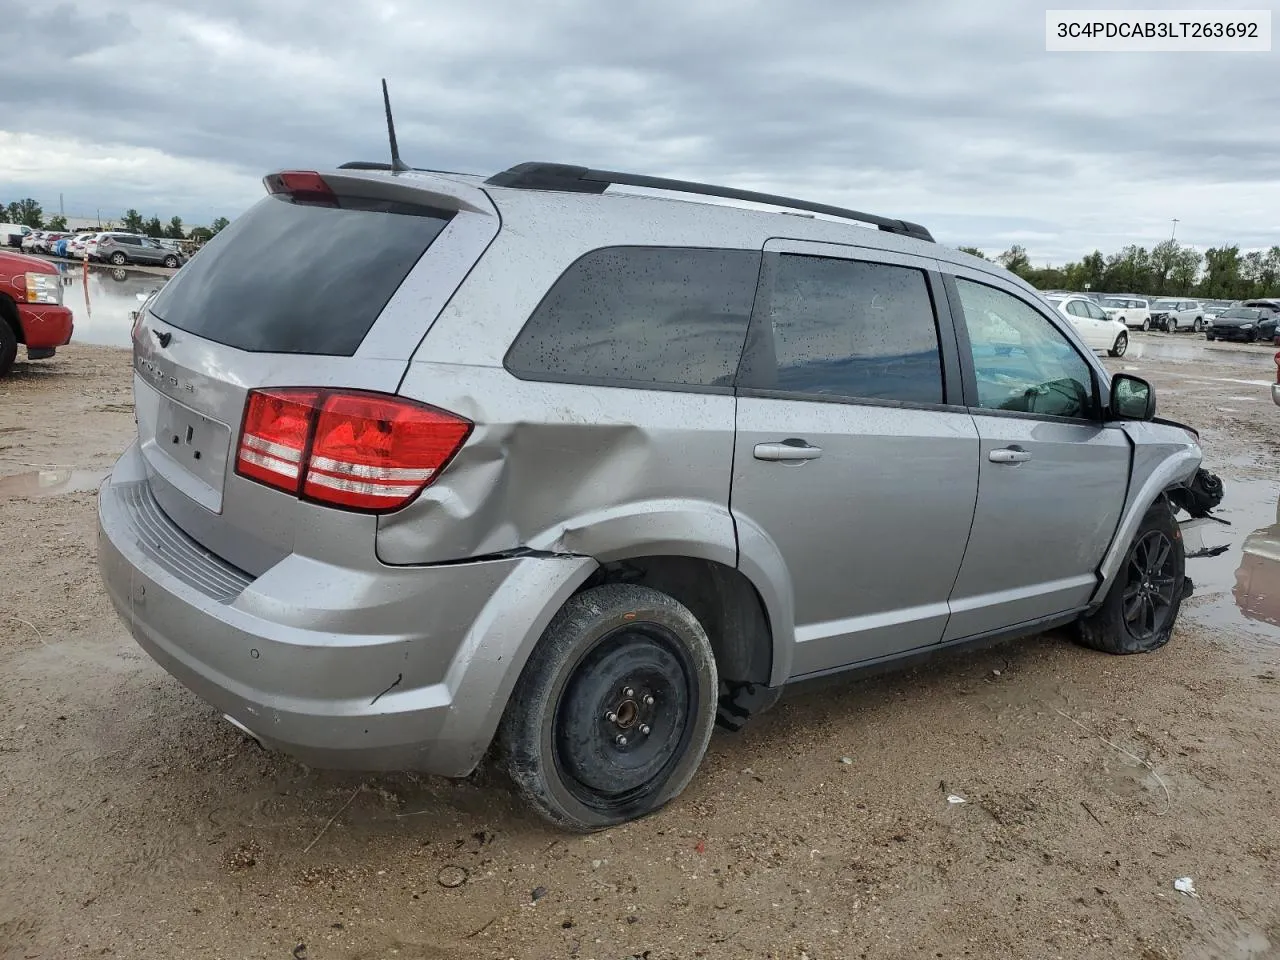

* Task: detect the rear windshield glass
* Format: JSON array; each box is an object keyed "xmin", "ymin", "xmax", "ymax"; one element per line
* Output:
[{"xmin": 149, "ymin": 195, "xmax": 452, "ymax": 355}]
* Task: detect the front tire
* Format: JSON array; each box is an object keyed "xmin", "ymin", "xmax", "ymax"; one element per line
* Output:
[
  {"xmin": 500, "ymin": 583, "xmax": 718, "ymax": 831},
  {"xmin": 163, "ymin": 255, "xmax": 179, "ymax": 268},
  {"xmin": 1077, "ymin": 501, "xmax": 1184, "ymax": 654},
  {"xmin": 1165, "ymin": 318, "xmax": 1177, "ymax": 333},
  {"xmin": 109, "ymin": 252, "xmax": 127, "ymax": 265},
  {"xmin": 1108, "ymin": 332, "xmax": 1128, "ymax": 357},
  {"xmin": 0, "ymin": 317, "xmax": 17, "ymax": 377}
]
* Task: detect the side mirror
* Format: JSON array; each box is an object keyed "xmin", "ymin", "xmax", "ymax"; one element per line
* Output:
[{"xmin": 1111, "ymin": 373, "xmax": 1156, "ymax": 421}]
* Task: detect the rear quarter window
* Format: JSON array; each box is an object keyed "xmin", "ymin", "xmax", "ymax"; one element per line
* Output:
[
  {"xmin": 504, "ymin": 246, "xmax": 762, "ymax": 390},
  {"xmin": 149, "ymin": 195, "xmax": 452, "ymax": 356}
]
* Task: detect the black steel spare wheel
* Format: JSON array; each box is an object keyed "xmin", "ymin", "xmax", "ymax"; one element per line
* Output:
[
  {"xmin": 555, "ymin": 623, "xmax": 694, "ymax": 804},
  {"xmin": 501, "ymin": 583, "xmax": 718, "ymax": 831},
  {"xmin": 1077, "ymin": 500, "xmax": 1185, "ymax": 654}
]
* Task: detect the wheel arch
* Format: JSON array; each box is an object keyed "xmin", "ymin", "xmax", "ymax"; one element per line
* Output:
[{"xmin": 1089, "ymin": 440, "xmax": 1201, "ymax": 610}]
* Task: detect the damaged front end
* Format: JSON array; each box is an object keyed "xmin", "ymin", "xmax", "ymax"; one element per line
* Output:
[{"xmin": 1169, "ymin": 467, "xmax": 1230, "ymax": 573}]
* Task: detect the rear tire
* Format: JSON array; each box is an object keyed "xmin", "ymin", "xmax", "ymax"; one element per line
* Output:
[
  {"xmin": 500, "ymin": 583, "xmax": 718, "ymax": 831},
  {"xmin": 1077, "ymin": 501, "xmax": 1184, "ymax": 655},
  {"xmin": 1193, "ymin": 318, "xmax": 1204, "ymax": 333},
  {"xmin": 0, "ymin": 316, "xmax": 17, "ymax": 377},
  {"xmin": 1141, "ymin": 318, "xmax": 1150, "ymax": 331},
  {"xmin": 1108, "ymin": 332, "xmax": 1128, "ymax": 357}
]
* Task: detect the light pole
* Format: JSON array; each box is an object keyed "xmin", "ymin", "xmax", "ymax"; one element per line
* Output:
[{"xmin": 1171, "ymin": 218, "xmax": 1179, "ymax": 241}]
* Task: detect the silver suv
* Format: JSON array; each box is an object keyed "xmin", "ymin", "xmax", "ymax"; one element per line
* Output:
[
  {"xmin": 96, "ymin": 232, "xmax": 185, "ymax": 268},
  {"xmin": 98, "ymin": 162, "xmax": 1206, "ymax": 830}
]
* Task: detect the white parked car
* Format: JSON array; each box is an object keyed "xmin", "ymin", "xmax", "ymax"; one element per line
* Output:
[
  {"xmin": 1149, "ymin": 298, "xmax": 1205, "ymax": 333},
  {"xmin": 68, "ymin": 233, "xmax": 99, "ymax": 258},
  {"xmin": 1101, "ymin": 297, "xmax": 1152, "ymax": 331},
  {"xmin": 1044, "ymin": 294, "xmax": 1130, "ymax": 357}
]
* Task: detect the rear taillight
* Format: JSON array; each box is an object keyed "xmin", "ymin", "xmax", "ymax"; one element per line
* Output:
[
  {"xmin": 263, "ymin": 170, "xmax": 338, "ymax": 207},
  {"xmin": 235, "ymin": 389, "xmax": 471, "ymax": 513},
  {"xmin": 1274, "ymin": 350, "xmax": 1279, "ymax": 384}
]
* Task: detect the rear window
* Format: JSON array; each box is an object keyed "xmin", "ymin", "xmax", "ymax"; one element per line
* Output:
[
  {"xmin": 149, "ymin": 195, "xmax": 452, "ymax": 355},
  {"xmin": 504, "ymin": 246, "xmax": 761, "ymax": 390}
]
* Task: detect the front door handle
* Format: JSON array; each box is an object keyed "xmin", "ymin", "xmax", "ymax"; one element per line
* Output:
[
  {"xmin": 989, "ymin": 447, "xmax": 1032, "ymax": 464},
  {"xmin": 754, "ymin": 440, "xmax": 823, "ymax": 462}
]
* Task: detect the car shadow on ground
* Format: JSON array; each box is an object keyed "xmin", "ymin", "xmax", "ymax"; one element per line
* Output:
[{"xmin": 96, "ymin": 624, "xmax": 1089, "ymax": 846}]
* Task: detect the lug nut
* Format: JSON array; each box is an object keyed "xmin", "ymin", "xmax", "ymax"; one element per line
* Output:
[
  {"xmin": 605, "ymin": 711, "xmax": 618, "ymax": 723},
  {"xmin": 615, "ymin": 734, "xmax": 628, "ymax": 746},
  {"xmin": 642, "ymin": 694, "xmax": 655, "ymax": 706},
  {"xmin": 622, "ymin": 686, "xmax": 635, "ymax": 698},
  {"xmin": 639, "ymin": 724, "xmax": 651, "ymax": 736}
]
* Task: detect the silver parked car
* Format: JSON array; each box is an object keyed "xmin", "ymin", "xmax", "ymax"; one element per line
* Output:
[
  {"xmin": 96, "ymin": 232, "xmax": 185, "ymax": 268},
  {"xmin": 1149, "ymin": 298, "xmax": 1205, "ymax": 333},
  {"xmin": 99, "ymin": 162, "xmax": 1209, "ymax": 830}
]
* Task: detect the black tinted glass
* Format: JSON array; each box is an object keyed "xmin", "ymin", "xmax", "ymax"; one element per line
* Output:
[
  {"xmin": 748, "ymin": 255, "xmax": 943, "ymax": 404},
  {"xmin": 504, "ymin": 246, "xmax": 761, "ymax": 388},
  {"xmin": 149, "ymin": 196, "xmax": 451, "ymax": 356}
]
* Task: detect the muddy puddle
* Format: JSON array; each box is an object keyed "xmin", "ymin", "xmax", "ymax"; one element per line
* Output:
[
  {"xmin": 0, "ymin": 468, "xmax": 109, "ymax": 497},
  {"xmin": 1181, "ymin": 476, "xmax": 1280, "ymax": 654}
]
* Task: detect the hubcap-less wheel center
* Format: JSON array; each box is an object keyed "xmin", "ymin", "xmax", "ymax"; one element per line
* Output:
[{"xmin": 554, "ymin": 626, "xmax": 695, "ymax": 807}]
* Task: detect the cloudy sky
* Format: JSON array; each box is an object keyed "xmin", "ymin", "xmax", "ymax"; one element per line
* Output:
[{"xmin": 2, "ymin": 0, "xmax": 1277, "ymax": 262}]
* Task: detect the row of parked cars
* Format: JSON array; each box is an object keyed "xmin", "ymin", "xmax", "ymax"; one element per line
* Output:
[
  {"xmin": 5, "ymin": 226, "xmax": 189, "ymax": 269},
  {"xmin": 1043, "ymin": 290, "xmax": 1280, "ymax": 346}
]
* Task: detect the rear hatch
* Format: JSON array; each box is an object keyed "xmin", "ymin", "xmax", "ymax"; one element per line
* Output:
[{"xmin": 130, "ymin": 169, "xmax": 499, "ymax": 575}]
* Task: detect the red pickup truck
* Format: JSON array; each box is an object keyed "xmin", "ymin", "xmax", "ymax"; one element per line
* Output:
[{"xmin": 0, "ymin": 250, "xmax": 73, "ymax": 376}]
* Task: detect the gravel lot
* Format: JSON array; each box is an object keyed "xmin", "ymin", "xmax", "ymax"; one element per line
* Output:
[{"xmin": 1, "ymin": 338, "xmax": 1278, "ymax": 960}]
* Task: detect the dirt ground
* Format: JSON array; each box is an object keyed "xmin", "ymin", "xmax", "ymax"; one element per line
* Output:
[{"xmin": 2, "ymin": 339, "xmax": 1279, "ymax": 960}]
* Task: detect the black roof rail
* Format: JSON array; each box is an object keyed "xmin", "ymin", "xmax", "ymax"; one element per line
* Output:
[
  {"xmin": 484, "ymin": 162, "xmax": 934, "ymax": 242},
  {"xmin": 337, "ymin": 161, "xmax": 474, "ymax": 176}
]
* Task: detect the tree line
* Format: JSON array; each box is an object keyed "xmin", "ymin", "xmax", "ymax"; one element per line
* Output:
[
  {"xmin": 2, "ymin": 198, "xmax": 231, "ymax": 243},
  {"xmin": 959, "ymin": 240, "xmax": 1280, "ymax": 301}
]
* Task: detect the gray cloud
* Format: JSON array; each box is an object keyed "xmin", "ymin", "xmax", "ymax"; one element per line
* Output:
[{"xmin": 1, "ymin": 0, "xmax": 1277, "ymax": 259}]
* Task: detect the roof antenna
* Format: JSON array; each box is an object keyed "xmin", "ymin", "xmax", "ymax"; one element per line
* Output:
[{"xmin": 382, "ymin": 78, "xmax": 409, "ymax": 172}]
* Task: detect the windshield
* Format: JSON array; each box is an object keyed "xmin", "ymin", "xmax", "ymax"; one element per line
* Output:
[
  {"xmin": 1151, "ymin": 299, "xmax": 1178, "ymax": 309},
  {"xmin": 1220, "ymin": 308, "xmax": 1261, "ymax": 320},
  {"xmin": 1102, "ymin": 298, "xmax": 1128, "ymax": 308}
]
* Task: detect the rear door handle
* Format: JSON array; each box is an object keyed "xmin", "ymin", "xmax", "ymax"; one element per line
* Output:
[
  {"xmin": 754, "ymin": 441, "xmax": 823, "ymax": 462},
  {"xmin": 988, "ymin": 447, "xmax": 1032, "ymax": 464}
]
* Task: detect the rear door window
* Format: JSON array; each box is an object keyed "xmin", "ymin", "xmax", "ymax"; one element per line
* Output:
[
  {"xmin": 148, "ymin": 195, "xmax": 452, "ymax": 356},
  {"xmin": 504, "ymin": 246, "xmax": 761, "ymax": 389},
  {"xmin": 740, "ymin": 254, "xmax": 944, "ymax": 404}
]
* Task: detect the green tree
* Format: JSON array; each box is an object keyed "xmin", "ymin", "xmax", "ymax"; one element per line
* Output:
[
  {"xmin": 956, "ymin": 246, "xmax": 987, "ymax": 259},
  {"xmin": 210, "ymin": 216, "xmax": 230, "ymax": 235},
  {"xmin": 46, "ymin": 214, "xmax": 68, "ymax": 230},
  {"xmin": 1168, "ymin": 247, "xmax": 1202, "ymax": 294},
  {"xmin": 1101, "ymin": 245, "xmax": 1151, "ymax": 293},
  {"xmin": 5, "ymin": 198, "xmax": 43, "ymax": 227},
  {"xmin": 121, "ymin": 208, "xmax": 145, "ymax": 233},
  {"xmin": 997, "ymin": 244, "xmax": 1032, "ymax": 278},
  {"xmin": 165, "ymin": 216, "xmax": 185, "ymax": 239},
  {"xmin": 1148, "ymin": 239, "xmax": 1181, "ymax": 294},
  {"xmin": 144, "ymin": 216, "xmax": 164, "ymax": 238},
  {"xmin": 1199, "ymin": 246, "xmax": 1241, "ymax": 298},
  {"xmin": 187, "ymin": 226, "xmax": 213, "ymax": 242}
]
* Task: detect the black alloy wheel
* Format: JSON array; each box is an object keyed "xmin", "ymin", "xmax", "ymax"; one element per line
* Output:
[{"xmin": 1121, "ymin": 529, "xmax": 1179, "ymax": 644}]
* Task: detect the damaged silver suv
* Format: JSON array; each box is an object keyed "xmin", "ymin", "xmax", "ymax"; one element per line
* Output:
[{"xmin": 98, "ymin": 161, "xmax": 1208, "ymax": 830}]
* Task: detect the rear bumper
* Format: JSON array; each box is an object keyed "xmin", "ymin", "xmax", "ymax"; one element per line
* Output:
[
  {"xmin": 18, "ymin": 303, "xmax": 73, "ymax": 349},
  {"xmin": 1271, "ymin": 383, "xmax": 1280, "ymax": 407},
  {"xmin": 97, "ymin": 442, "xmax": 595, "ymax": 775}
]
